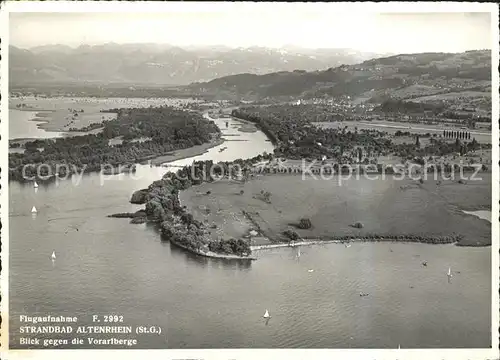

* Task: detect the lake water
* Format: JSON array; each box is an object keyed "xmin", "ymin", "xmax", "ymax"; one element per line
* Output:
[
  {"xmin": 8, "ymin": 113, "xmax": 492, "ymax": 349},
  {"xmin": 9, "ymin": 110, "xmax": 64, "ymax": 140},
  {"xmin": 462, "ymin": 210, "xmax": 493, "ymax": 222},
  {"xmin": 9, "ymin": 97, "xmax": 200, "ymax": 141}
]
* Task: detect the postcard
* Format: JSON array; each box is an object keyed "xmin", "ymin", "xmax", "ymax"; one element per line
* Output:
[{"xmin": 1, "ymin": 2, "xmax": 498, "ymax": 360}]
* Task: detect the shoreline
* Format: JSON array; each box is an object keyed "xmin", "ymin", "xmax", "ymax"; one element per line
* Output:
[
  {"xmin": 179, "ymin": 172, "xmax": 491, "ymax": 250},
  {"xmin": 8, "ymin": 137, "xmax": 225, "ymax": 181},
  {"xmin": 251, "ymin": 231, "xmax": 493, "ymax": 251},
  {"xmin": 251, "ymin": 238, "xmax": 461, "ymax": 251},
  {"xmin": 149, "ymin": 138, "xmax": 225, "ymax": 166},
  {"xmin": 9, "ymin": 106, "xmax": 56, "ymax": 113},
  {"xmin": 169, "ymin": 237, "xmax": 257, "ymax": 260},
  {"xmin": 11, "ymin": 104, "xmax": 117, "ymax": 133},
  {"xmin": 158, "ymin": 186, "xmax": 257, "ymax": 261}
]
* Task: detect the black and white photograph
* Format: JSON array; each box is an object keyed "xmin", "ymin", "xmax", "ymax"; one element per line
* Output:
[{"xmin": 0, "ymin": 2, "xmax": 498, "ymax": 359}]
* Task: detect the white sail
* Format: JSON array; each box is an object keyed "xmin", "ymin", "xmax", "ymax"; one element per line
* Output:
[
  {"xmin": 263, "ymin": 309, "xmax": 270, "ymax": 318},
  {"xmin": 33, "ymin": 181, "xmax": 39, "ymax": 188},
  {"xmin": 31, "ymin": 206, "xmax": 37, "ymax": 213},
  {"xmin": 51, "ymin": 251, "xmax": 56, "ymax": 260}
]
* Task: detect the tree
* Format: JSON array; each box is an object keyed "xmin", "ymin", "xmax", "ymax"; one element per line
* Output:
[
  {"xmin": 470, "ymin": 138, "xmax": 479, "ymax": 151},
  {"xmin": 298, "ymin": 218, "xmax": 312, "ymax": 229},
  {"xmin": 283, "ymin": 229, "xmax": 299, "ymax": 241}
]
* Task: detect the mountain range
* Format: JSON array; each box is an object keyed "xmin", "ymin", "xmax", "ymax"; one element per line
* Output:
[
  {"xmin": 9, "ymin": 43, "xmax": 390, "ymax": 86},
  {"xmin": 188, "ymin": 50, "xmax": 491, "ymax": 103}
]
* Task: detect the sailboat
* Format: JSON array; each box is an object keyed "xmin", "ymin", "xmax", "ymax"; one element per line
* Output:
[
  {"xmin": 31, "ymin": 206, "xmax": 37, "ymax": 213},
  {"xmin": 51, "ymin": 251, "xmax": 56, "ymax": 260},
  {"xmin": 33, "ymin": 181, "xmax": 39, "ymax": 188},
  {"xmin": 263, "ymin": 309, "xmax": 270, "ymax": 319}
]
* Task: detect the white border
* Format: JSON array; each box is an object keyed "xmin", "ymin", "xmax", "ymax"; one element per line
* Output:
[
  {"xmin": 2, "ymin": 1, "xmax": 499, "ymax": 13},
  {"xmin": 1, "ymin": 2, "xmax": 498, "ymax": 360}
]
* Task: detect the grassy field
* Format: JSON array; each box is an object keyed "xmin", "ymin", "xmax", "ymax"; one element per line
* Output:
[{"xmin": 179, "ymin": 173, "xmax": 491, "ymax": 247}]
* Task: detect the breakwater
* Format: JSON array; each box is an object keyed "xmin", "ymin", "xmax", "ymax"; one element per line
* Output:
[{"xmin": 251, "ymin": 234, "xmax": 461, "ymax": 251}]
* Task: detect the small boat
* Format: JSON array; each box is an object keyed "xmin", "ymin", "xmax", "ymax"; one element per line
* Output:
[
  {"xmin": 33, "ymin": 181, "xmax": 39, "ymax": 188},
  {"xmin": 51, "ymin": 251, "xmax": 56, "ymax": 260},
  {"xmin": 308, "ymin": 269, "xmax": 314, "ymax": 273},
  {"xmin": 297, "ymin": 248, "xmax": 301, "ymax": 258},
  {"xmin": 31, "ymin": 206, "xmax": 37, "ymax": 213},
  {"xmin": 447, "ymin": 267, "xmax": 452, "ymax": 276},
  {"xmin": 263, "ymin": 309, "xmax": 270, "ymax": 318}
]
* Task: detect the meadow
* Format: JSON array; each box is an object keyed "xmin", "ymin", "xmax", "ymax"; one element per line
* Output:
[{"xmin": 179, "ymin": 173, "xmax": 491, "ymax": 247}]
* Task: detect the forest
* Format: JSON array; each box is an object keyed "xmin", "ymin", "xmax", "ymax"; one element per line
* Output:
[
  {"xmin": 232, "ymin": 105, "xmax": 488, "ymax": 163},
  {"xmin": 133, "ymin": 160, "xmax": 254, "ymax": 258},
  {"xmin": 233, "ymin": 106, "xmax": 392, "ymax": 160},
  {"xmin": 9, "ymin": 106, "xmax": 220, "ymax": 181}
]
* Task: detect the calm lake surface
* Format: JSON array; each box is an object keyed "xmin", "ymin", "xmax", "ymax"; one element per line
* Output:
[
  {"xmin": 9, "ymin": 109, "xmax": 64, "ymax": 140},
  {"xmin": 9, "ymin": 97, "xmax": 200, "ymax": 141},
  {"xmin": 462, "ymin": 210, "xmax": 492, "ymax": 222},
  {"xmin": 8, "ymin": 108, "xmax": 492, "ymax": 349}
]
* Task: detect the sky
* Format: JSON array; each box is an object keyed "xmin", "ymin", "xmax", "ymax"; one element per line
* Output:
[{"xmin": 8, "ymin": 4, "xmax": 494, "ymax": 53}]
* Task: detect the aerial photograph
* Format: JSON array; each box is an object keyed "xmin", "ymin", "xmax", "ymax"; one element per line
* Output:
[{"xmin": 4, "ymin": 4, "xmax": 496, "ymax": 355}]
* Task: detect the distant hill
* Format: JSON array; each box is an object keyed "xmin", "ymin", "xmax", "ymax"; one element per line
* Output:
[
  {"xmin": 189, "ymin": 50, "xmax": 491, "ymax": 104},
  {"xmin": 9, "ymin": 43, "xmax": 388, "ymax": 86}
]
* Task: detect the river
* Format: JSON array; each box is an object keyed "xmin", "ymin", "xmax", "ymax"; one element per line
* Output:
[{"xmin": 8, "ymin": 109, "xmax": 492, "ymax": 349}]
